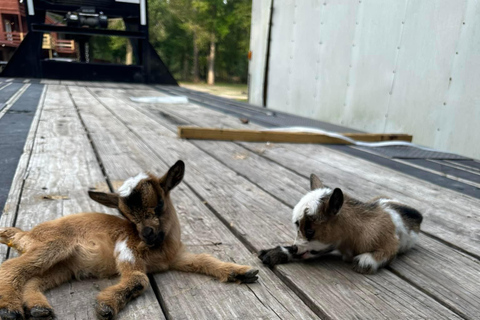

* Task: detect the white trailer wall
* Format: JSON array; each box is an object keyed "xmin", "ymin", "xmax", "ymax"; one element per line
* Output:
[
  {"xmin": 248, "ymin": 0, "xmax": 272, "ymax": 106},
  {"xmin": 248, "ymin": 0, "xmax": 480, "ymax": 159}
]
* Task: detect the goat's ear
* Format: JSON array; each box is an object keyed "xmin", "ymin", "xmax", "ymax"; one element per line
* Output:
[
  {"xmin": 160, "ymin": 160, "xmax": 185, "ymax": 192},
  {"xmin": 310, "ymin": 174, "xmax": 324, "ymax": 190},
  {"xmin": 88, "ymin": 191, "xmax": 119, "ymax": 208},
  {"xmin": 327, "ymin": 188, "xmax": 344, "ymax": 216}
]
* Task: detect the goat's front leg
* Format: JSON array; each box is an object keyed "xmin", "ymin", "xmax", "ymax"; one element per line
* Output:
[
  {"xmin": 170, "ymin": 251, "xmax": 258, "ymax": 284},
  {"xmin": 95, "ymin": 262, "xmax": 149, "ymax": 320},
  {"xmin": 259, "ymin": 240, "xmax": 335, "ymax": 268}
]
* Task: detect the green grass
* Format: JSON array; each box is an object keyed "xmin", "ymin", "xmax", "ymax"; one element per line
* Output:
[{"xmin": 179, "ymin": 81, "xmax": 248, "ymax": 102}]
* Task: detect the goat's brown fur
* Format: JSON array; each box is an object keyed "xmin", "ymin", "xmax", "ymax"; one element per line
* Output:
[{"xmin": 0, "ymin": 161, "xmax": 258, "ymax": 320}]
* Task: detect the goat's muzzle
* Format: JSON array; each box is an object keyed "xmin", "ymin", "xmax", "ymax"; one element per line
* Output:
[{"xmin": 141, "ymin": 227, "xmax": 165, "ymax": 248}]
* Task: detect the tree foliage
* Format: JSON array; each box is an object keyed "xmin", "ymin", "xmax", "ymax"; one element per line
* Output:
[{"xmin": 148, "ymin": 0, "xmax": 252, "ymax": 83}]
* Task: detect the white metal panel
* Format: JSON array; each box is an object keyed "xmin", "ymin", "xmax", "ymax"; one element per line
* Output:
[
  {"xmin": 265, "ymin": 0, "xmax": 296, "ymax": 112},
  {"xmin": 27, "ymin": 0, "xmax": 35, "ymax": 16},
  {"xmin": 140, "ymin": 0, "xmax": 147, "ymax": 25},
  {"xmin": 342, "ymin": 0, "xmax": 408, "ymax": 132},
  {"xmin": 247, "ymin": 0, "xmax": 272, "ymax": 106},
  {"xmin": 251, "ymin": 0, "xmax": 480, "ymax": 158},
  {"xmin": 311, "ymin": 0, "xmax": 360, "ymax": 125},
  {"xmin": 115, "ymin": 0, "xmax": 140, "ymax": 3},
  {"xmin": 440, "ymin": 0, "xmax": 480, "ymax": 159},
  {"xmin": 286, "ymin": 1, "xmax": 324, "ymax": 119},
  {"xmin": 384, "ymin": 0, "xmax": 467, "ymax": 146}
]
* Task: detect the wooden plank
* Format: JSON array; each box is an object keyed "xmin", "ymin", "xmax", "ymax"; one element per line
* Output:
[
  {"xmin": 178, "ymin": 126, "xmax": 413, "ymax": 143},
  {"xmin": 68, "ymin": 85, "xmax": 317, "ymax": 320},
  {"xmin": 0, "ymin": 85, "xmax": 164, "ymax": 319},
  {"xmin": 127, "ymin": 89, "xmax": 480, "ymax": 319},
  {"xmin": 133, "ymin": 90, "xmax": 480, "ymax": 258},
  {"xmin": 177, "ymin": 141, "xmax": 480, "ymax": 319},
  {"xmin": 91, "ymin": 87, "xmax": 462, "ymax": 319}
]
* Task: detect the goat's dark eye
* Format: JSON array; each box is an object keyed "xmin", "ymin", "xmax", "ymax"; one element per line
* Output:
[
  {"xmin": 154, "ymin": 199, "xmax": 164, "ymax": 216},
  {"xmin": 305, "ymin": 228, "xmax": 315, "ymax": 239},
  {"xmin": 295, "ymin": 221, "xmax": 299, "ymax": 227}
]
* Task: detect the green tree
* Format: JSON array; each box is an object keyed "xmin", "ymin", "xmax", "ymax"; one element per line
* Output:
[{"xmin": 148, "ymin": 0, "xmax": 251, "ymax": 84}]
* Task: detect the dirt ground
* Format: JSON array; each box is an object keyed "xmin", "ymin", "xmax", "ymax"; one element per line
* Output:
[{"xmin": 179, "ymin": 82, "xmax": 248, "ymax": 102}]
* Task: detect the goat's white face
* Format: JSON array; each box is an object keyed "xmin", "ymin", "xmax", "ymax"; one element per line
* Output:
[
  {"xmin": 292, "ymin": 174, "xmax": 344, "ymax": 243},
  {"xmin": 89, "ymin": 161, "xmax": 185, "ymax": 248}
]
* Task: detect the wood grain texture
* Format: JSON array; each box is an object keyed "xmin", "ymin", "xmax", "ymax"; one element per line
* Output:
[
  {"xmin": 178, "ymin": 126, "xmax": 413, "ymax": 143},
  {"xmin": 89, "ymin": 87, "xmax": 462, "ymax": 319},
  {"xmin": 131, "ymin": 89, "xmax": 480, "ymax": 259},
  {"xmin": 0, "ymin": 85, "xmax": 164, "ymax": 319},
  {"xmin": 69, "ymin": 85, "xmax": 317, "ymax": 320},
  {"xmin": 124, "ymin": 88, "xmax": 480, "ymax": 319}
]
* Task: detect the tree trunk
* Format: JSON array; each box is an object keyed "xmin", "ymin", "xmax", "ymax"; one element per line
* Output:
[
  {"xmin": 207, "ymin": 34, "xmax": 215, "ymax": 85},
  {"xmin": 182, "ymin": 55, "xmax": 189, "ymax": 81},
  {"xmin": 193, "ymin": 29, "xmax": 200, "ymax": 83},
  {"xmin": 126, "ymin": 40, "xmax": 133, "ymax": 65}
]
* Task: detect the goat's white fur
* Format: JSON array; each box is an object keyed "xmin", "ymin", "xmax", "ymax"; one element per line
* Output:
[
  {"xmin": 296, "ymin": 240, "xmax": 332, "ymax": 254},
  {"xmin": 292, "ymin": 187, "xmax": 332, "ymax": 223},
  {"xmin": 114, "ymin": 238, "xmax": 135, "ymax": 263},
  {"xmin": 354, "ymin": 253, "xmax": 384, "ymax": 272},
  {"xmin": 118, "ymin": 173, "xmax": 149, "ymax": 197},
  {"xmin": 378, "ymin": 198, "xmax": 418, "ymax": 253}
]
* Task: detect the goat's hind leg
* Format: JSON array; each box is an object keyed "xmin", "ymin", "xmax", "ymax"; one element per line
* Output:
[
  {"xmin": 171, "ymin": 251, "xmax": 258, "ymax": 284},
  {"xmin": 0, "ymin": 240, "xmax": 75, "ymax": 319},
  {"xmin": 22, "ymin": 263, "xmax": 73, "ymax": 320}
]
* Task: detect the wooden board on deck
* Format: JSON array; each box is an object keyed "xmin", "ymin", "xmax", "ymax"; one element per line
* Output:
[
  {"xmin": 67, "ymin": 85, "xmax": 317, "ymax": 320},
  {"xmin": 89, "ymin": 87, "xmax": 463, "ymax": 319},
  {"xmin": 121, "ymin": 87, "xmax": 480, "ymax": 319},
  {"xmin": 139, "ymin": 92, "xmax": 480, "ymax": 258},
  {"xmin": 0, "ymin": 85, "xmax": 164, "ymax": 319},
  {"xmin": 3, "ymin": 81, "xmax": 478, "ymax": 319},
  {"xmin": 178, "ymin": 126, "xmax": 413, "ymax": 143}
]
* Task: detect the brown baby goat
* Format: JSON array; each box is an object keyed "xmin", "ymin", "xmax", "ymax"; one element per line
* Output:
[
  {"xmin": 259, "ymin": 174, "xmax": 422, "ymax": 274},
  {"xmin": 0, "ymin": 160, "xmax": 258, "ymax": 320}
]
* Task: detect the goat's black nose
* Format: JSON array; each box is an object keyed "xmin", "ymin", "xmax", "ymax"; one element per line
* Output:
[{"xmin": 142, "ymin": 227, "xmax": 154, "ymax": 240}]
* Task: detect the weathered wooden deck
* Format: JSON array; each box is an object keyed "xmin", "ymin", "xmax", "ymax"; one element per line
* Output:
[{"xmin": 1, "ymin": 79, "xmax": 479, "ymax": 319}]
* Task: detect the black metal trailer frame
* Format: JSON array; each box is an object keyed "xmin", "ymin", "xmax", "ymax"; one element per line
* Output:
[{"xmin": 1, "ymin": 0, "xmax": 177, "ymax": 84}]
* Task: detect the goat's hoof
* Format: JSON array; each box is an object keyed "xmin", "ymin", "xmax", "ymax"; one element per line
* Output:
[
  {"xmin": 258, "ymin": 246, "xmax": 289, "ymax": 268},
  {"xmin": 25, "ymin": 306, "xmax": 55, "ymax": 319},
  {"xmin": 0, "ymin": 308, "xmax": 23, "ymax": 320},
  {"xmin": 95, "ymin": 303, "xmax": 114, "ymax": 320},
  {"xmin": 229, "ymin": 269, "xmax": 259, "ymax": 283}
]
